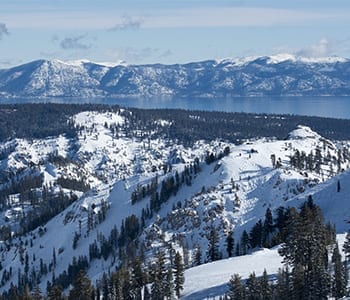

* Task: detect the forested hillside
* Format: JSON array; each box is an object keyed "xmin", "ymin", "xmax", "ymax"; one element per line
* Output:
[{"xmin": 0, "ymin": 104, "xmax": 349, "ymax": 299}]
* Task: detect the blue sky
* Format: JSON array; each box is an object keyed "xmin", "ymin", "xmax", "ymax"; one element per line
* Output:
[{"xmin": 0, "ymin": 0, "xmax": 349, "ymax": 67}]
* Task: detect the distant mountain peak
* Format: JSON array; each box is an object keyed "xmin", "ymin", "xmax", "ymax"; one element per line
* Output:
[
  {"xmin": 1, "ymin": 55, "xmax": 350, "ymax": 98},
  {"xmin": 54, "ymin": 59, "xmax": 127, "ymax": 68}
]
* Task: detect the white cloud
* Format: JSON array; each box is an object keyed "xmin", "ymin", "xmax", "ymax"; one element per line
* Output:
[{"xmin": 296, "ymin": 38, "xmax": 332, "ymax": 57}]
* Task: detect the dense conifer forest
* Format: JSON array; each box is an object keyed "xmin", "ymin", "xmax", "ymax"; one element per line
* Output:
[{"xmin": 1, "ymin": 103, "xmax": 350, "ymax": 144}]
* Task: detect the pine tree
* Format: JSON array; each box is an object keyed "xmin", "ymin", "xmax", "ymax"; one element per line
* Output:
[
  {"xmin": 275, "ymin": 267, "xmax": 291, "ymax": 300},
  {"xmin": 343, "ymin": 231, "xmax": 350, "ymax": 261},
  {"xmin": 151, "ymin": 251, "xmax": 167, "ymax": 300},
  {"xmin": 68, "ymin": 270, "xmax": 94, "ymax": 300},
  {"xmin": 227, "ymin": 274, "xmax": 245, "ymax": 299},
  {"xmin": 260, "ymin": 269, "xmax": 272, "ymax": 300},
  {"xmin": 279, "ymin": 198, "xmax": 332, "ymax": 300},
  {"xmin": 22, "ymin": 283, "xmax": 31, "ymax": 300},
  {"xmin": 130, "ymin": 257, "xmax": 145, "ymax": 300},
  {"xmin": 164, "ymin": 268, "xmax": 174, "ymax": 299},
  {"xmin": 9, "ymin": 283, "xmax": 19, "ymax": 300},
  {"xmin": 207, "ymin": 227, "xmax": 220, "ymax": 262},
  {"xmin": 245, "ymin": 272, "xmax": 260, "ymax": 300},
  {"xmin": 332, "ymin": 242, "xmax": 348, "ymax": 298},
  {"xmin": 194, "ymin": 247, "xmax": 202, "ymax": 266},
  {"xmin": 226, "ymin": 230, "xmax": 234, "ymax": 257},
  {"xmin": 291, "ymin": 263, "xmax": 305, "ymax": 300},
  {"xmin": 47, "ymin": 284, "xmax": 62, "ymax": 300},
  {"xmin": 249, "ymin": 220, "xmax": 263, "ymax": 248},
  {"xmin": 240, "ymin": 230, "xmax": 249, "ymax": 255},
  {"xmin": 174, "ymin": 252, "xmax": 185, "ymax": 298},
  {"xmin": 32, "ymin": 285, "xmax": 42, "ymax": 300},
  {"xmin": 263, "ymin": 208, "xmax": 274, "ymax": 247}
]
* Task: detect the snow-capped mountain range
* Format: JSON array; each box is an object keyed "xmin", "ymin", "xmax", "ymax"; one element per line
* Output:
[
  {"xmin": 1, "ymin": 104, "xmax": 350, "ymax": 297},
  {"xmin": 1, "ymin": 54, "xmax": 350, "ymax": 98}
]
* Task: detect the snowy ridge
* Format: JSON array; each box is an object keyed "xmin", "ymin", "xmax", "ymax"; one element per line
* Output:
[
  {"xmin": 0, "ymin": 108, "xmax": 350, "ymax": 297},
  {"xmin": 1, "ymin": 54, "xmax": 350, "ymax": 98}
]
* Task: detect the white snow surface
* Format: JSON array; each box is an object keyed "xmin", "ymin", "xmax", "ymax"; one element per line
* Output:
[{"xmin": 182, "ymin": 247, "xmax": 282, "ymax": 299}]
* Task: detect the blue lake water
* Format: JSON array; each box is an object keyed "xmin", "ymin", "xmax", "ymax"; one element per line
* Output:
[{"xmin": 1, "ymin": 96, "xmax": 350, "ymax": 119}]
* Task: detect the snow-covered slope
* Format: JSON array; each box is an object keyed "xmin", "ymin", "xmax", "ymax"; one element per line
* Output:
[
  {"xmin": 0, "ymin": 108, "xmax": 350, "ymax": 297},
  {"xmin": 1, "ymin": 55, "xmax": 350, "ymax": 98},
  {"xmin": 182, "ymin": 247, "xmax": 283, "ymax": 299},
  {"xmin": 182, "ymin": 233, "xmax": 348, "ymax": 299}
]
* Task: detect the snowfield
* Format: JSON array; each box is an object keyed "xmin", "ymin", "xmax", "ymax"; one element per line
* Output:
[{"xmin": 182, "ymin": 247, "xmax": 283, "ymax": 299}]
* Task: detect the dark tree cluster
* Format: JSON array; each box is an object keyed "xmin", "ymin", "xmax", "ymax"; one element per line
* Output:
[
  {"xmin": 126, "ymin": 107, "xmax": 350, "ymax": 146},
  {"xmin": 1, "ymin": 103, "xmax": 350, "ymax": 147},
  {"xmin": 227, "ymin": 198, "xmax": 348, "ymax": 300},
  {"xmin": 87, "ymin": 214, "xmax": 141, "ymax": 264},
  {"xmin": 205, "ymin": 146, "xmax": 230, "ymax": 165},
  {"xmin": 0, "ymin": 103, "xmax": 113, "ymax": 142},
  {"xmin": 56, "ymin": 176, "xmax": 90, "ymax": 192},
  {"xmin": 131, "ymin": 176, "xmax": 158, "ymax": 205},
  {"xmin": 0, "ymin": 170, "xmax": 43, "ymax": 203},
  {"xmin": 290, "ymin": 146, "xmax": 349, "ymax": 175},
  {"xmin": 2, "ymin": 187, "xmax": 79, "ymax": 239}
]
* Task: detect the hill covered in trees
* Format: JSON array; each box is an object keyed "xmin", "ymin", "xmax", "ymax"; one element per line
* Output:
[{"xmin": 0, "ymin": 104, "xmax": 349, "ymax": 298}]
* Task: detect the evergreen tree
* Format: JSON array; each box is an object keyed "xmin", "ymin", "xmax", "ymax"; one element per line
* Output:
[
  {"xmin": 263, "ymin": 208, "xmax": 274, "ymax": 247},
  {"xmin": 68, "ymin": 270, "xmax": 94, "ymax": 300},
  {"xmin": 130, "ymin": 257, "xmax": 145, "ymax": 300},
  {"xmin": 207, "ymin": 227, "xmax": 220, "ymax": 262},
  {"xmin": 291, "ymin": 263, "xmax": 305, "ymax": 300},
  {"xmin": 9, "ymin": 283, "xmax": 20, "ymax": 300},
  {"xmin": 22, "ymin": 284, "xmax": 31, "ymax": 300},
  {"xmin": 174, "ymin": 252, "xmax": 185, "ymax": 298},
  {"xmin": 164, "ymin": 268, "xmax": 174, "ymax": 299},
  {"xmin": 343, "ymin": 231, "xmax": 350, "ymax": 261},
  {"xmin": 279, "ymin": 198, "xmax": 332, "ymax": 300},
  {"xmin": 194, "ymin": 247, "xmax": 202, "ymax": 266},
  {"xmin": 226, "ymin": 230, "xmax": 234, "ymax": 257},
  {"xmin": 32, "ymin": 285, "xmax": 42, "ymax": 300},
  {"xmin": 151, "ymin": 251, "xmax": 167, "ymax": 300},
  {"xmin": 332, "ymin": 242, "xmax": 348, "ymax": 298},
  {"xmin": 245, "ymin": 272, "xmax": 260, "ymax": 300},
  {"xmin": 249, "ymin": 220, "xmax": 263, "ymax": 249},
  {"xmin": 240, "ymin": 230, "xmax": 250, "ymax": 255},
  {"xmin": 275, "ymin": 267, "xmax": 291, "ymax": 300},
  {"xmin": 260, "ymin": 269, "xmax": 272, "ymax": 300},
  {"xmin": 227, "ymin": 274, "xmax": 245, "ymax": 300},
  {"xmin": 47, "ymin": 285, "xmax": 62, "ymax": 300}
]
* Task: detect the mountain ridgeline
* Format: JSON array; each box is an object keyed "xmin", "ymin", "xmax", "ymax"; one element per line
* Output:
[
  {"xmin": 1, "ymin": 104, "xmax": 350, "ymax": 298},
  {"xmin": 1, "ymin": 55, "xmax": 350, "ymax": 98}
]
